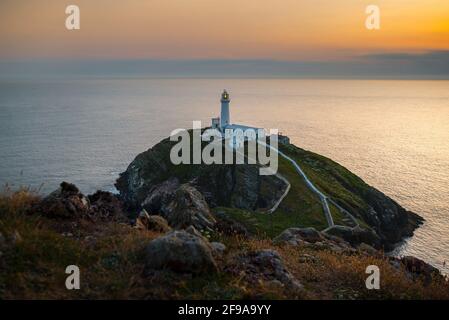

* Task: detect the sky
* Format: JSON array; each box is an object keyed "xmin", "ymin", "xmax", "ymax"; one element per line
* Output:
[{"xmin": 0, "ymin": 0, "xmax": 448, "ymax": 77}]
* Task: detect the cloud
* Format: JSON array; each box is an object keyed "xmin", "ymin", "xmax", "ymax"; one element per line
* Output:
[{"xmin": 1, "ymin": 51, "xmax": 449, "ymax": 79}]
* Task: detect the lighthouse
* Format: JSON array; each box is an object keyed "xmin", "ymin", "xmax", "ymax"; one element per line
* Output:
[
  {"xmin": 220, "ymin": 90, "xmax": 230, "ymax": 129},
  {"xmin": 209, "ymin": 89, "xmax": 262, "ymax": 149}
]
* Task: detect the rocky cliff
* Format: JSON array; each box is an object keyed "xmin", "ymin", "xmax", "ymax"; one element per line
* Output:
[{"xmin": 116, "ymin": 134, "xmax": 423, "ymax": 250}]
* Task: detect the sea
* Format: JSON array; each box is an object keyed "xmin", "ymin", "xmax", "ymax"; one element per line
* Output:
[{"xmin": 1, "ymin": 78, "xmax": 448, "ymax": 274}]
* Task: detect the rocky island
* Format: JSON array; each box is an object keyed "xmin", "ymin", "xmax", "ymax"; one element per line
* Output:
[
  {"xmin": 116, "ymin": 134, "xmax": 423, "ymax": 250},
  {"xmin": 0, "ymin": 135, "xmax": 447, "ymax": 300}
]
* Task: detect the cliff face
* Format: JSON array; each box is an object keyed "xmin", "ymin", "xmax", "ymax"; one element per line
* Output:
[
  {"xmin": 277, "ymin": 143, "xmax": 423, "ymax": 247},
  {"xmin": 116, "ymin": 135, "xmax": 423, "ymax": 249},
  {"xmin": 115, "ymin": 137, "xmax": 288, "ymax": 213}
]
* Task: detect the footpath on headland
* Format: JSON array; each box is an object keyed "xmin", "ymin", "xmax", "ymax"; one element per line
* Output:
[{"xmin": 259, "ymin": 141, "xmax": 359, "ymax": 230}]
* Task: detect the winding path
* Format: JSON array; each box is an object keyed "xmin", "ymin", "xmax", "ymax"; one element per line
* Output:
[
  {"xmin": 221, "ymin": 138, "xmax": 358, "ymax": 229},
  {"xmin": 259, "ymin": 141, "xmax": 359, "ymax": 229}
]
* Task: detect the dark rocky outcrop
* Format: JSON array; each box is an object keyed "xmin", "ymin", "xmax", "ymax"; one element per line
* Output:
[
  {"xmin": 115, "ymin": 137, "xmax": 288, "ymax": 213},
  {"xmin": 32, "ymin": 182, "xmax": 90, "ymax": 219},
  {"xmin": 144, "ymin": 228, "xmax": 218, "ymax": 274},
  {"xmin": 323, "ymin": 226, "xmax": 381, "ymax": 249},
  {"xmin": 400, "ymin": 256, "xmax": 441, "ymax": 283},
  {"xmin": 360, "ymin": 191, "xmax": 423, "ymax": 246},
  {"xmin": 160, "ymin": 184, "xmax": 216, "ymax": 231},
  {"xmin": 142, "ymin": 179, "xmax": 216, "ymax": 231},
  {"xmin": 31, "ymin": 182, "xmax": 126, "ymax": 222}
]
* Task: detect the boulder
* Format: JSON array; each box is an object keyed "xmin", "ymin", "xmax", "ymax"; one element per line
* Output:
[
  {"xmin": 135, "ymin": 210, "xmax": 171, "ymax": 233},
  {"xmin": 273, "ymin": 227, "xmax": 324, "ymax": 245},
  {"xmin": 144, "ymin": 229, "xmax": 218, "ymax": 274},
  {"xmin": 88, "ymin": 190, "xmax": 127, "ymax": 221},
  {"xmin": 225, "ymin": 249, "xmax": 303, "ymax": 293},
  {"xmin": 400, "ymin": 256, "xmax": 441, "ymax": 283},
  {"xmin": 32, "ymin": 182, "xmax": 90, "ymax": 219},
  {"xmin": 141, "ymin": 178, "xmax": 180, "ymax": 213},
  {"xmin": 161, "ymin": 184, "xmax": 216, "ymax": 231},
  {"xmin": 323, "ymin": 226, "xmax": 381, "ymax": 249}
]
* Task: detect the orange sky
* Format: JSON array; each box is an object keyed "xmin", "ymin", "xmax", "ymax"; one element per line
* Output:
[{"xmin": 0, "ymin": 0, "xmax": 448, "ymax": 60}]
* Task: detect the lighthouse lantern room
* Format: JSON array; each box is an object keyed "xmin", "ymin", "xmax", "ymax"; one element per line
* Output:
[{"xmin": 220, "ymin": 90, "xmax": 230, "ymax": 129}]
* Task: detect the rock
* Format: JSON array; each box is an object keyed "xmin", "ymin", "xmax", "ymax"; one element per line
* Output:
[
  {"xmin": 135, "ymin": 210, "xmax": 171, "ymax": 233},
  {"xmin": 161, "ymin": 184, "xmax": 216, "ymax": 231},
  {"xmin": 185, "ymin": 225, "xmax": 206, "ymax": 239},
  {"xmin": 210, "ymin": 242, "xmax": 226, "ymax": 257},
  {"xmin": 141, "ymin": 178, "xmax": 180, "ymax": 213},
  {"xmin": 323, "ymin": 226, "xmax": 381, "ymax": 249},
  {"xmin": 362, "ymin": 190, "xmax": 424, "ymax": 246},
  {"xmin": 88, "ymin": 190, "xmax": 127, "ymax": 222},
  {"xmin": 357, "ymin": 243, "xmax": 379, "ymax": 255},
  {"xmin": 140, "ymin": 180, "xmax": 216, "ymax": 231},
  {"xmin": 32, "ymin": 182, "xmax": 90, "ymax": 219},
  {"xmin": 225, "ymin": 249, "xmax": 303, "ymax": 293},
  {"xmin": 388, "ymin": 257, "xmax": 402, "ymax": 271},
  {"xmin": 144, "ymin": 229, "xmax": 218, "ymax": 274},
  {"xmin": 274, "ymin": 227, "xmax": 324, "ymax": 245},
  {"xmin": 400, "ymin": 256, "xmax": 441, "ymax": 283}
]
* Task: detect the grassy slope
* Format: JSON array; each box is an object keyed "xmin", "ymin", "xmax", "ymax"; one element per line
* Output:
[
  {"xmin": 1, "ymin": 190, "xmax": 448, "ymax": 299},
  {"xmin": 216, "ymin": 142, "xmax": 374, "ymax": 236}
]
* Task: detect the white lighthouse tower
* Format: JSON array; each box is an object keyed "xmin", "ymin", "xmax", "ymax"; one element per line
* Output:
[
  {"xmin": 209, "ymin": 89, "xmax": 262, "ymax": 149},
  {"xmin": 220, "ymin": 90, "xmax": 230, "ymax": 129}
]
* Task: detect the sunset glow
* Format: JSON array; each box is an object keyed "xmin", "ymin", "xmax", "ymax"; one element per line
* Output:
[{"xmin": 1, "ymin": 0, "xmax": 448, "ymax": 60}]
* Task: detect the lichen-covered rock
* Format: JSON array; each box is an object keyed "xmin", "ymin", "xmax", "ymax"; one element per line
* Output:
[
  {"xmin": 141, "ymin": 178, "xmax": 180, "ymax": 213},
  {"xmin": 32, "ymin": 182, "xmax": 90, "ymax": 219},
  {"xmin": 144, "ymin": 229, "xmax": 218, "ymax": 274},
  {"xmin": 162, "ymin": 184, "xmax": 216, "ymax": 231},
  {"xmin": 225, "ymin": 249, "xmax": 303, "ymax": 293},
  {"xmin": 135, "ymin": 210, "xmax": 171, "ymax": 233}
]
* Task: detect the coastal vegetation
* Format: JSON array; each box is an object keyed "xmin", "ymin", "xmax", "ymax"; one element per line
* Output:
[
  {"xmin": 0, "ymin": 136, "xmax": 445, "ymax": 299},
  {"xmin": 1, "ymin": 187, "xmax": 448, "ymax": 299}
]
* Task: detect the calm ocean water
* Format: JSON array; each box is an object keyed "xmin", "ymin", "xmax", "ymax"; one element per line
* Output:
[{"xmin": 1, "ymin": 78, "xmax": 448, "ymax": 273}]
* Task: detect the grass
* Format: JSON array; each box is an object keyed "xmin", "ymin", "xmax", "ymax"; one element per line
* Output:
[{"xmin": 1, "ymin": 188, "xmax": 448, "ymax": 300}]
